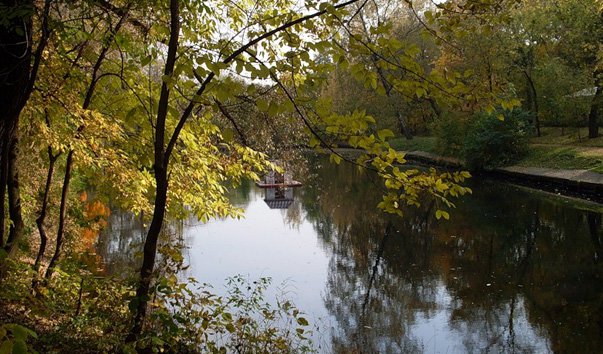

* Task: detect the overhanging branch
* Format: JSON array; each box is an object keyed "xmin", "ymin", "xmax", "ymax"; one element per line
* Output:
[{"xmin": 165, "ymin": 0, "xmax": 362, "ymax": 160}]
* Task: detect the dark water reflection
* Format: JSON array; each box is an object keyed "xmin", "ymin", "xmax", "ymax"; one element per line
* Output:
[{"xmin": 97, "ymin": 158, "xmax": 603, "ymax": 353}]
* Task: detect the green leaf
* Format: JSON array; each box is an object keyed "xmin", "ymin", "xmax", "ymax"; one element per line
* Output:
[
  {"xmin": 267, "ymin": 102, "xmax": 278, "ymax": 116},
  {"xmin": 329, "ymin": 154, "xmax": 342, "ymax": 164},
  {"xmin": 222, "ymin": 128, "xmax": 234, "ymax": 142},
  {"xmin": 11, "ymin": 340, "xmax": 26, "ymax": 354},
  {"xmin": 256, "ymin": 99, "xmax": 269, "ymax": 112},
  {"xmin": 377, "ymin": 129, "xmax": 394, "ymax": 141},
  {"xmin": 207, "ymin": 61, "xmax": 226, "ymax": 74},
  {"xmin": 225, "ymin": 323, "xmax": 236, "ymax": 333},
  {"xmin": 309, "ymin": 136, "xmax": 321, "ymax": 148},
  {"xmin": 0, "ymin": 341, "xmax": 12, "ymax": 354},
  {"xmin": 8, "ymin": 325, "xmax": 36, "ymax": 341},
  {"xmin": 435, "ymin": 210, "xmax": 449, "ymax": 220},
  {"xmin": 415, "ymin": 87, "xmax": 427, "ymax": 98},
  {"xmin": 161, "ymin": 74, "xmax": 175, "ymax": 85},
  {"xmin": 296, "ymin": 317, "xmax": 309, "ymax": 326},
  {"xmin": 140, "ymin": 55, "xmax": 152, "ymax": 67},
  {"xmin": 168, "ymin": 105, "xmax": 180, "ymax": 118}
]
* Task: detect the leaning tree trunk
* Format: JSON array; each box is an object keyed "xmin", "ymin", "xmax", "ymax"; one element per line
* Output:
[
  {"xmin": 0, "ymin": 0, "xmax": 51, "ymax": 261},
  {"xmin": 127, "ymin": 0, "xmax": 366, "ymax": 342}
]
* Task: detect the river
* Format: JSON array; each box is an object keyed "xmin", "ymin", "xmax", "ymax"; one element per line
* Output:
[{"xmin": 96, "ymin": 157, "xmax": 603, "ymax": 353}]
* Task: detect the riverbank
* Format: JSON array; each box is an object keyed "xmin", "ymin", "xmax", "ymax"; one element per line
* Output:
[
  {"xmin": 385, "ymin": 127, "xmax": 603, "ymax": 203},
  {"xmin": 403, "ymin": 150, "xmax": 603, "ymax": 204},
  {"xmin": 389, "ymin": 129, "xmax": 603, "ymax": 174}
]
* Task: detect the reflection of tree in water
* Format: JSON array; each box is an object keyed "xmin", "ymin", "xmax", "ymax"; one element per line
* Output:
[
  {"xmin": 442, "ymin": 183, "xmax": 603, "ymax": 353},
  {"xmin": 96, "ymin": 212, "xmax": 146, "ymax": 275},
  {"xmin": 96, "ymin": 212, "xmax": 185, "ymax": 276},
  {"xmin": 302, "ymin": 159, "xmax": 437, "ymax": 353},
  {"xmin": 96, "ymin": 156, "xmax": 603, "ymax": 352},
  {"xmin": 97, "ymin": 178, "xmax": 305, "ymax": 275},
  {"xmin": 302, "ymin": 157, "xmax": 603, "ymax": 353},
  {"xmin": 284, "ymin": 190, "xmax": 304, "ymax": 228}
]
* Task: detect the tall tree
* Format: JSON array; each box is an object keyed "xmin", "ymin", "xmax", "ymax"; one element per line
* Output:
[
  {"xmin": 44, "ymin": 2, "xmax": 132, "ymax": 280},
  {"xmin": 0, "ymin": 0, "xmax": 51, "ymax": 260},
  {"xmin": 124, "ymin": 0, "xmax": 475, "ymax": 344}
]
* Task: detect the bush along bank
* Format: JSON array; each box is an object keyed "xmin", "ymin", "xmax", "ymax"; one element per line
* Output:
[{"xmin": 391, "ymin": 108, "xmax": 601, "ymax": 201}]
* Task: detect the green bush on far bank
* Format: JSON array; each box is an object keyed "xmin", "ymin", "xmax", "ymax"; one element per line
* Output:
[
  {"xmin": 387, "ymin": 136, "xmax": 437, "ymax": 153},
  {"xmin": 433, "ymin": 112, "xmax": 469, "ymax": 158},
  {"xmin": 463, "ymin": 109, "xmax": 534, "ymax": 170},
  {"xmin": 430, "ymin": 108, "xmax": 534, "ymax": 169},
  {"xmin": 390, "ymin": 111, "xmax": 603, "ymax": 174}
]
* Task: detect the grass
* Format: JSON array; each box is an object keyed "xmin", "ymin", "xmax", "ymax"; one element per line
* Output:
[
  {"xmin": 517, "ymin": 146, "xmax": 603, "ymax": 173},
  {"xmin": 388, "ymin": 128, "xmax": 603, "ymax": 174},
  {"xmin": 521, "ymin": 127, "xmax": 603, "ymax": 173},
  {"xmin": 532, "ymin": 127, "xmax": 603, "ymax": 147},
  {"xmin": 388, "ymin": 136, "xmax": 437, "ymax": 153}
]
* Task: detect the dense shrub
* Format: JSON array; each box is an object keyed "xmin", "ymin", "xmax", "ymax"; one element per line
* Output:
[
  {"xmin": 432, "ymin": 112, "xmax": 470, "ymax": 158},
  {"xmin": 463, "ymin": 109, "xmax": 534, "ymax": 169}
]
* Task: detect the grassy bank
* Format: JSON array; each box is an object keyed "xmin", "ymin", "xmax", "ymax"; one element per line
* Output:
[
  {"xmin": 532, "ymin": 127, "xmax": 603, "ymax": 148},
  {"xmin": 388, "ymin": 136, "xmax": 437, "ymax": 153},
  {"xmin": 520, "ymin": 127, "xmax": 603, "ymax": 173},
  {"xmin": 518, "ymin": 146, "xmax": 603, "ymax": 173},
  {"xmin": 389, "ymin": 128, "xmax": 603, "ymax": 173}
]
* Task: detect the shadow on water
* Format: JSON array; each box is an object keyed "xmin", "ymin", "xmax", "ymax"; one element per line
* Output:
[{"xmin": 96, "ymin": 156, "xmax": 603, "ymax": 353}]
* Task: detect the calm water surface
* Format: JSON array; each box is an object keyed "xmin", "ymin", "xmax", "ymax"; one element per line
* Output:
[{"xmin": 97, "ymin": 159, "xmax": 603, "ymax": 353}]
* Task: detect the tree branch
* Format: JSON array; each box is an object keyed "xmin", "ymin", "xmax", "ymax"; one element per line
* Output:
[
  {"xmin": 95, "ymin": 0, "xmax": 150, "ymax": 34},
  {"xmin": 214, "ymin": 99, "xmax": 249, "ymax": 147},
  {"xmin": 165, "ymin": 0, "xmax": 362, "ymax": 161}
]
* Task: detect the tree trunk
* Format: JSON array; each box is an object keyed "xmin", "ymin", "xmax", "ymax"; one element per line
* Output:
[
  {"xmin": 396, "ymin": 111, "xmax": 413, "ymax": 140},
  {"xmin": 0, "ymin": 138, "xmax": 8, "ymax": 248},
  {"xmin": 524, "ymin": 70, "xmax": 540, "ymax": 137},
  {"xmin": 44, "ymin": 150, "xmax": 73, "ymax": 279},
  {"xmin": 0, "ymin": 0, "xmax": 51, "ymax": 261},
  {"xmin": 127, "ymin": 0, "xmax": 180, "ymax": 343},
  {"xmin": 4, "ymin": 132, "xmax": 24, "ymax": 256},
  {"xmin": 0, "ymin": 0, "xmax": 34, "ymax": 252},
  {"xmin": 588, "ymin": 80, "xmax": 601, "ymax": 139},
  {"xmin": 125, "ymin": 0, "xmax": 366, "ymax": 342},
  {"xmin": 34, "ymin": 147, "xmax": 59, "ymax": 272},
  {"xmin": 126, "ymin": 167, "xmax": 168, "ymax": 342},
  {"xmin": 43, "ymin": 7, "xmax": 129, "ymax": 279}
]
